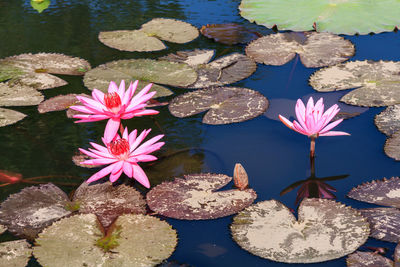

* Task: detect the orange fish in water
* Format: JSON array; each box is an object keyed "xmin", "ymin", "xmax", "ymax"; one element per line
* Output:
[{"xmin": 0, "ymin": 170, "xmax": 22, "ymax": 184}]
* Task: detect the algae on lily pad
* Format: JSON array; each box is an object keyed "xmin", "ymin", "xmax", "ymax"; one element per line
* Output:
[
  {"xmin": 239, "ymin": 0, "xmax": 400, "ymax": 35},
  {"xmin": 0, "ymin": 183, "xmax": 72, "ymax": 240},
  {"xmin": 0, "ymin": 108, "xmax": 27, "ymax": 127},
  {"xmin": 0, "ymin": 82, "xmax": 44, "ymax": 107},
  {"xmin": 0, "ymin": 53, "xmax": 91, "ymax": 90},
  {"xmin": 83, "ymin": 59, "xmax": 197, "ymax": 97},
  {"xmin": 33, "ymin": 214, "xmax": 177, "ymax": 267},
  {"xmin": 0, "ymin": 239, "xmax": 32, "ymax": 267},
  {"xmin": 231, "ymin": 198, "xmax": 369, "ymax": 263},
  {"xmin": 73, "ymin": 182, "xmax": 146, "ymax": 229},
  {"xmin": 200, "ymin": 23, "xmax": 262, "ymax": 45},
  {"xmin": 246, "ymin": 32, "xmax": 354, "ymax": 68},
  {"xmin": 169, "ymin": 86, "xmax": 268, "ymax": 125},
  {"xmin": 146, "ymin": 173, "xmax": 257, "ymax": 220},
  {"xmin": 310, "ymin": 60, "xmax": 400, "ymax": 107}
]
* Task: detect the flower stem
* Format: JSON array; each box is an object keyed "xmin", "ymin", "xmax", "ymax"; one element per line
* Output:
[{"xmin": 310, "ymin": 136, "xmax": 316, "ymax": 159}]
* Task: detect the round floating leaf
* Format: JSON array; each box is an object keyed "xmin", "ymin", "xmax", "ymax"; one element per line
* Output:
[
  {"xmin": 246, "ymin": 32, "xmax": 354, "ymax": 68},
  {"xmin": 200, "ymin": 23, "xmax": 261, "ymax": 45},
  {"xmin": 73, "ymin": 182, "xmax": 146, "ymax": 229},
  {"xmin": 310, "ymin": 60, "xmax": 400, "ymax": 107},
  {"xmin": 169, "ymin": 86, "xmax": 268, "ymax": 125},
  {"xmin": 385, "ymin": 132, "xmax": 400, "ymax": 161},
  {"xmin": 231, "ymin": 199, "xmax": 369, "ymax": 263},
  {"xmin": 348, "ymin": 177, "xmax": 400, "ymax": 208},
  {"xmin": 83, "ymin": 59, "xmax": 197, "ymax": 96},
  {"xmin": 0, "ymin": 183, "xmax": 72, "ymax": 240},
  {"xmin": 0, "ymin": 82, "xmax": 44, "ymax": 107},
  {"xmin": 0, "ymin": 53, "xmax": 91, "ymax": 90},
  {"xmin": 0, "ymin": 224, "xmax": 6, "ymax": 234},
  {"xmin": 34, "ymin": 214, "xmax": 177, "ymax": 267},
  {"xmin": 160, "ymin": 49, "xmax": 215, "ymax": 66},
  {"xmin": 359, "ymin": 207, "xmax": 400, "ymax": 243},
  {"xmin": 347, "ymin": 251, "xmax": 393, "ymax": 267},
  {"xmin": 239, "ymin": 0, "xmax": 400, "ymax": 35},
  {"xmin": 38, "ymin": 93, "xmax": 88, "ymax": 113},
  {"xmin": 146, "ymin": 173, "xmax": 257, "ymax": 220},
  {"xmin": 0, "ymin": 108, "xmax": 26, "ymax": 127},
  {"xmin": 375, "ymin": 104, "xmax": 400, "ymax": 136},
  {"xmin": 140, "ymin": 18, "xmax": 199, "ymax": 44},
  {"xmin": 99, "ymin": 30, "xmax": 166, "ymax": 52},
  {"xmin": 0, "ymin": 240, "xmax": 32, "ymax": 267}
]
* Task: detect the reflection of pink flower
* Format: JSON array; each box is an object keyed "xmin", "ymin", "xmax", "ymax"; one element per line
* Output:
[
  {"xmin": 79, "ymin": 128, "xmax": 164, "ymax": 188},
  {"xmin": 71, "ymin": 80, "xmax": 158, "ymax": 142},
  {"xmin": 279, "ymin": 97, "xmax": 350, "ymax": 137},
  {"xmin": 295, "ymin": 179, "xmax": 336, "ymax": 205}
]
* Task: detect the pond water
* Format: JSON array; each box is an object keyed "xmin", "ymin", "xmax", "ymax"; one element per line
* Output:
[{"xmin": 1, "ymin": 0, "xmax": 400, "ymax": 266}]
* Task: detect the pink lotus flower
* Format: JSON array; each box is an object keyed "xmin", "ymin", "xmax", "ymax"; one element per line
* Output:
[
  {"xmin": 79, "ymin": 127, "xmax": 164, "ymax": 188},
  {"xmin": 71, "ymin": 80, "xmax": 159, "ymax": 142}
]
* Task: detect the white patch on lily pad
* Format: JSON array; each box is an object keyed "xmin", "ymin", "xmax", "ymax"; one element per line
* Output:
[
  {"xmin": 375, "ymin": 104, "xmax": 400, "ymax": 136},
  {"xmin": 0, "ymin": 82, "xmax": 44, "ymax": 107},
  {"xmin": 231, "ymin": 199, "xmax": 369, "ymax": 263},
  {"xmin": 0, "ymin": 108, "xmax": 26, "ymax": 127},
  {"xmin": 0, "ymin": 239, "xmax": 32, "ymax": 267}
]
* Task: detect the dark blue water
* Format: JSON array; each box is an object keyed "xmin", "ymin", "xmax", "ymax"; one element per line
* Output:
[{"xmin": 1, "ymin": 0, "xmax": 400, "ymax": 266}]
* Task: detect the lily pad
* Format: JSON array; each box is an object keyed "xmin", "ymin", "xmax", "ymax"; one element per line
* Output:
[
  {"xmin": 375, "ymin": 104, "xmax": 400, "ymax": 136},
  {"xmin": 347, "ymin": 251, "xmax": 394, "ymax": 267},
  {"xmin": 73, "ymin": 182, "xmax": 146, "ymax": 229},
  {"xmin": 310, "ymin": 60, "xmax": 400, "ymax": 107},
  {"xmin": 200, "ymin": 23, "xmax": 261, "ymax": 45},
  {"xmin": 0, "ymin": 108, "xmax": 26, "ymax": 127},
  {"xmin": 0, "ymin": 53, "xmax": 91, "ymax": 90},
  {"xmin": 0, "ymin": 224, "xmax": 6, "ymax": 234},
  {"xmin": 99, "ymin": 30, "xmax": 166, "ymax": 52},
  {"xmin": 72, "ymin": 151, "xmax": 96, "ymax": 168},
  {"xmin": 0, "ymin": 82, "xmax": 44, "ymax": 106},
  {"xmin": 239, "ymin": 0, "xmax": 400, "ymax": 35},
  {"xmin": 385, "ymin": 132, "xmax": 400, "ymax": 160},
  {"xmin": 160, "ymin": 49, "xmax": 215, "ymax": 66},
  {"xmin": 38, "ymin": 93, "xmax": 88, "ymax": 113},
  {"xmin": 168, "ymin": 86, "xmax": 268, "ymax": 125},
  {"xmin": 140, "ymin": 18, "xmax": 199, "ymax": 44},
  {"xmin": 146, "ymin": 173, "xmax": 257, "ymax": 220},
  {"xmin": 0, "ymin": 240, "xmax": 32, "ymax": 267},
  {"xmin": 0, "ymin": 183, "xmax": 72, "ymax": 240},
  {"xmin": 231, "ymin": 198, "xmax": 369, "ymax": 263},
  {"xmin": 358, "ymin": 208, "xmax": 400, "ymax": 243},
  {"xmin": 83, "ymin": 59, "xmax": 197, "ymax": 97},
  {"xmin": 33, "ymin": 214, "xmax": 177, "ymax": 267},
  {"xmin": 246, "ymin": 32, "xmax": 354, "ymax": 68}
]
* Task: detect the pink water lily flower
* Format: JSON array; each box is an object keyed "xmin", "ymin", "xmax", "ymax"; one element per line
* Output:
[
  {"xmin": 79, "ymin": 128, "xmax": 164, "ymax": 188},
  {"xmin": 71, "ymin": 80, "xmax": 159, "ymax": 142}
]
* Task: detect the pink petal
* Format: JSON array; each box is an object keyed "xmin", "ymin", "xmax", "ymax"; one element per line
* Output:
[
  {"xmin": 109, "ymin": 161, "xmax": 124, "ymax": 182},
  {"xmin": 92, "ymin": 89, "xmax": 105, "ymax": 105},
  {"xmin": 79, "ymin": 148, "xmax": 104, "ymax": 159},
  {"xmin": 86, "ymin": 163, "xmax": 117, "ymax": 183},
  {"xmin": 122, "ymin": 127, "xmax": 129, "ymax": 140},
  {"xmin": 133, "ymin": 142, "xmax": 164, "ymax": 156},
  {"xmin": 293, "ymin": 121, "xmax": 311, "ymax": 136},
  {"xmin": 132, "ymin": 134, "xmax": 164, "ymax": 155},
  {"xmin": 128, "ymin": 129, "xmax": 138, "ymax": 145},
  {"xmin": 108, "ymin": 81, "xmax": 118, "ymax": 93},
  {"xmin": 73, "ymin": 114, "xmax": 109, "ymax": 122},
  {"xmin": 104, "ymin": 118, "xmax": 121, "ymax": 143},
  {"xmin": 117, "ymin": 80, "xmax": 126, "ymax": 100},
  {"xmin": 69, "ymin": 105, "xmax": 96, "ymax": 114},
  {"xmin": 319, "ymin": 119, "xmax": 344, "ymax": 135},
  {"xmin": 130, "ymin": 129, "xmax": 150, "ymax": 153},
  {"xmin": 89, "ymin": 142, "xmax": 108, "ymax": 153},
  {"xmin": 135, "ymin": 155, "xmax": 157, "ymax": 162},
  {"xmin": 295, "ymin": 99, "xmax": 308, "ymax": 131},
  {"xmin": 88, "ymin": 148, "xmax": 114, "ymax": 159},
  {"xmin": 132, "ymin": 164, "xmax": 150, "ymax": 188},
  {"xmin": 122, "ymin": 80, "xmax": 139, "ymax": 105},
  {"xmin": 81, "ymin": 158, "xmax": 118, "ymax": 165},
  {"xmin": 123, "ymin": 162, "xmax": 133, "ymax": 178},
  {"xmin": 319, "ymin": 130, "xmax": 350, "ymax": 136},
  {"xmin": 76, "ymin": 96, "xmax": 105, "ymax": 113},
  {"xmin": 278, "ymin": 115, "xmax": 294, "ymax": 129}
]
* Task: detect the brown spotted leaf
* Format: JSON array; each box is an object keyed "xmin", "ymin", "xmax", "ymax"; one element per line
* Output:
[
  {"xmin": 245, "ymin": 32, "xmax": 354, "ymax": 68},
  {"xmin": 73, "ymin": 182, "xmax": 146, "ymax": 229},
  {"xmin": 200, "ymin": 23, "xmax": 261, "ymax": 45},
  {"xmin": 38, "ymin": 93, "xmax": 88, "ymax": 113},
  {"xmin": 375, "ymin": 105, "xmax": 400, "ymax": 136},
  {"xmin": 231, "ymin": 199, "xmax": 369, "ymax": 263},
  {"xmin": 0, "ymin": 183, "xmax": 72, "ymax": 240},
  {"xmin": 0, "ymin": 108, "xmax": 26, "ymax": 127},
  {"xmin": 346, "ymin": 251, "xmax": 393, "ymax": 267},
  {"xmin": 359, "ymin": 208, "xmax": 400, "ymax": 243},
  {"xmin": 146, "ymin": 173, "xmax": 257, "ymax": 220},
  {"xmin": 169, "ymin": 86, "xmax": 268, "ymax": 125}
]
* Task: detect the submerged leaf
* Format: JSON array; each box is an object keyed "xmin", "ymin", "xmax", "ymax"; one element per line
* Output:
[
  {"xmin": 231, "ymin": 199, "xmax": 369, "ymax": 263},
  {"xmin": 160, "ymin": 49, "xmax": 215, "ymax": 66},
  {"xmin": 146, "ymin": 173, "xmax": 257, "ymax": 220},
  {"xmin": 38, "ymin": 93, "xmax": 87, "ymax": 113},
  {"xmin": 200, "ymin": 23, "xmax": 261, "ymax": 45},
  {"xmin": 0, "ymin": 239, "xmax": 32, "ymax": 267},
  {"xmin": 72, "ymin": 152, "xmax": 96, "ymax": 168},
  {"xmin": 0, "ymin": 108, "xmax": 26, "ymax": 127},
  {"xmin": 99, "ymin": 30, "xmax": 166, "ymax": 52},
  {"xmin": 0, "ymin": 82, "xmax": 44, "ymax": 107},
  {"xmin": 347, "ymin": 251, "xmax": 393, "ymax": 267},
  {"xmin": 169, "ymin": 86, "xmax": 268, "ymax": 125},
  {"xmin": 375, "ymin": 104, "xmax": 400, "ymax": 136},
  {"xmin": 246, "ymin": 32, "xmax": 354, "ymax": 68}
]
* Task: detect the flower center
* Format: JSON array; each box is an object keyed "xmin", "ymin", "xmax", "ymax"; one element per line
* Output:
[
  {"xmin": 104, "ymin": 92, "xmax": 122, "ymax": 113},
  {"xmin": 108, "ymin": 138, "xmax": 129, "ymax": 159}
]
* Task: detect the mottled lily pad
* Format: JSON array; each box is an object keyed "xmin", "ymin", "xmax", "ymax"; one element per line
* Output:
[
  {"xmin": 33, "ymin": 214, "xmax": 177, "ymax": 267},
  {"xmin": 73, "ymin": 182, "xmax": 146, "ymax": 229},
  {"xmin": 359, "ymin": 208, "xmax": 400, "ymax": 243},
  {"xmin": 385, "ymin": 132, "xmax": 400, "ymax": 160},
  {"xmin": 0, "ymin": 82, "xmax": 44, "ymax": 106},
  {"xmin": 310, "ymin": 60, "xmax": 400, "ymax": 107},
  {"xmin": 200, "ymin": 23, "xmax": 261, "ymax": 45},
  {"xmin": 231, "ymin": 199, "xmax": 369, "ymax": 263},
  {"xmin": 239, "ymin": 0, "xmax": 400, "ymax": 35},
  {"xmin": 246, "ymin": 32, "xmax": 354, "ymax": 68},
  {"xmin": 99, "ymin": 30, "xmax": 166, "ymax": 52},
  {"xmin": 0, "ymin": 240, "xmax": 32, "ymax": 267},
  {"xmin": 0, "ymin": 224, "xmax": 6, "ymax": 234},
  {"xmin": 0, "ymin": 53, "xmax": 91, "ymax": 90},
  {"xmin": 72, "ymin": 152, "xmax": 96, "ymax": 168},
  {"xmin": 0, "ymin": 108, "xmax": 26, "ymax": 127},
  {"xmin": 160, "ymin": 49, "xmax": 215, "ymax": 66},
  {"xmin": 0, "ymin": 183, "xmax": 72, "ymax": 240},
  {"xmin": 83, "ymin": 59, "xmax": 197, "ymax": 97},
  {"xmin": 347, "ymin": 251, "xmax": 394, "ymax": 267},
  {"xmin": 38, "ymin": 93, "xmax": 88, "ymax": 113},
  {"xmin": 146, "ymin": 173, "xmax": 257, "ymax": 220},
  {"xmin": 169, "ymin": 86, "xmax": 268, "ymax": 125},
  {"xmin": 375, "ymin": 104, "xmax": 400, "ymax": 136}
]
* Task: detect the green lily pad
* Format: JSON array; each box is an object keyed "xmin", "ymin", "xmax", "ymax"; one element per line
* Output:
[
  {"xmin": 310, "ymin": 60, "xmax": 400, "ymax": 107},
  {"xmin": 160, "ymin": 49, "xmax": 215, "ymax": 66},
  {"xmin": 33, "ymin": 214, "xmax": 177, "ymax": 267},
  {"xmin": 0, "ymin": 53, "xmax": 91, "ymax": 90},
  {"xmin": 239, "ymin": 0, "xmax": 400, "ymax": 35},
  {"xmin": 200, "ymin": 23, "xmax": 262, "ymax": 45},
  {"xmin": 146, "ymin": 173, "xmax": 257, "ymax": 220},
  {"xmin": 83, "ymin": 59, "xmax": 197, "ymax": 97},
  {"xmin": 385, "ymin": 132, "xmax": 400, "ymax": 160},
  {"xmin": 30, "ymin": 0, "xmax": 50, "ymax": 13},
  {"xmin": 99, "ymin": 30, "xmax": 166, "ymax": 52},
  {"xmin": 347, "ymin": 251, "xmax": 394, "ymax": 267},
  {"xmin": 231, "ymin": 198, "xmax": 369, "ymax": 263},
  {"xmin": 0, "ymin": 83, "xmax": 44, "ymax": 107},
  {"xmin": 245, "ymin": 32, "xmax": 354, "ymax": 68},
  {"xmin": 140, "ymin": 18, "xmax": 199, "ymax": 44},
  {"xmin": 0, "ymin": 108, "xmax": 27, "ymax": 127},
  {"xmin": 0, "ymin": 240, "xmax": 32, "ymax": 267},
  {"xmin": 375, "ymin": 105, "xmax": 400, "ymax": 136},
  {"xmin": 169, "ymin": 86, "xmax": 268, "ymax": 125}
]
